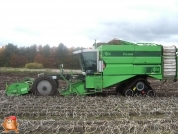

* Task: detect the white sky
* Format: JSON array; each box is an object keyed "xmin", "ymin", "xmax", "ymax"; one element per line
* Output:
[{"xmin": 0, "ymin": 0, "xmax": 178, "ymax": 48}]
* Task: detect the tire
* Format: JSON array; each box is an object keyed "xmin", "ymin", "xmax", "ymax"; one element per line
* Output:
[
  {"xmin": 136, "ymin": 82, "xmax": 144, "ymax": 91},
  {"xmin": 124, "ymin": 89, "xmax": 134, "ymax": 97},
  {"xmin": 147, "ymin": 90, "xmax": 156, "ymax": 97},
  {"xmin": 32, "ymin": 76, "xmax": 57, "ymax": 96}
]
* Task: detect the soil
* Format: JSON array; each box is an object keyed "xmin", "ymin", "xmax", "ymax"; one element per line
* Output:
[{"xmin": 1, "ymin": 72, "xmax": 178, "ymax": 133}]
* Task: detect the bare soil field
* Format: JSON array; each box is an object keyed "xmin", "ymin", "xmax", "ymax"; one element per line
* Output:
[{"xmin": 1, "ymin": 72, "xmax": 178, "ymax": 133}]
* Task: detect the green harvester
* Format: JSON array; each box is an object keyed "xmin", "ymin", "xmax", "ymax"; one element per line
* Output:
[{"xmin": 5, "ymin": 39, "xmax": 178, "ymax": 96}]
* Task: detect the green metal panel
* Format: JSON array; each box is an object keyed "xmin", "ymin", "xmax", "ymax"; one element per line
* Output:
[
  {"xmin": 86, "ymin": 74, "xmax": 136, "ymax": 89},
  {"xmin": 6, "ymin": 77, "xmax": 34, "ymax": 96},
  {"xmin": 100, "ymin": 45, "xmax": 162, "ymax": 64},
  {"xmin": 133, "ymin": 57, "xmax": 161, "ymax": 64},
  {"xmin": 94, "ymin": 74, "xmax": 102, "ymax": 89},
  {"xmin": 103, "ymin": 64, "xmax": 134, "ymax": 75},
  {"xmin": 100, "ymin": 45, "xmax": 135, "ymax": 63},
  {"xmin": 86, "ymin": 76, "xmax": 95, "ymax": 88},
  {"xmin": 86, "ymin": 74, "xmax": 102, "ymax": 89},
  {"xmin": 102, "ymin": 57, "xmax": 134, "ymax": 64},
  {"xmin": 133, "ymin": 45, "xmax": 162, "ymax": 64},
  {"xmin": 97, "ymin": 44, "xmax": 163, "ymax": 91},
  {"xmin": 6, "ymin": 83, "xmax": 30, "ymax": 96},
  {"xmin": 103, "ymin": 75, "xmax": 135, "ymax": 88},
  {"xmin": 134, "ymin": 65, "xmax": 162, "ymax": 74}
]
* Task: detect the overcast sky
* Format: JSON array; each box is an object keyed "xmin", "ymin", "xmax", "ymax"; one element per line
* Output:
[{"xmin": 0, "ymin": 0, "xmax": 178, "ymax": 48}]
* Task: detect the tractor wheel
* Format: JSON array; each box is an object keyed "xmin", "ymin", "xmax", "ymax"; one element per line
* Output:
[{"xmin": 32, "ymin": 76, "xmax": 57, "ymax": 96}]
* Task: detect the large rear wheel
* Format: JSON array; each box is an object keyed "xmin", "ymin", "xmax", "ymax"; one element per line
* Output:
[{"xmin": 32, "ymin": 76, "xmax": 57, "ymax": 96}]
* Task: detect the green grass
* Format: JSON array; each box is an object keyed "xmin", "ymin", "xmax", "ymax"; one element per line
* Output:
[{"xmin": 25, "ymin": 62, "xmax": 44, "ymax": 69}]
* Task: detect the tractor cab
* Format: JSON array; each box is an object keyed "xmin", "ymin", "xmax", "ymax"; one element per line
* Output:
[{"xmin": 73, "ymin": 49, "xmax": 103, "ymax": 75}]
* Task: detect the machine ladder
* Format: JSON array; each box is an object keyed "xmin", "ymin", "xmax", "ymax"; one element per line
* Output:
[{"xmin": 94, "ymin": 73, "xmax": 103, "ymax": 92}]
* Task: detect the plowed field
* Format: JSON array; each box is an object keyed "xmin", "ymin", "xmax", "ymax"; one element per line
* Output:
[{"xmin": 1, "ymin": 73, "xmax": 178, "ymax": 134}]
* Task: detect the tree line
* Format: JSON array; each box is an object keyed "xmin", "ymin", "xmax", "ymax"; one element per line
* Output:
[{"xmin": 0, "ymin": 43, "xmax": 83, "ymax": 69}]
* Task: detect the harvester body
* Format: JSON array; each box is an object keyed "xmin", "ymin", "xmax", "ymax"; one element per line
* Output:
[
  {"xmin": 60, "ymin": 41, "xmax": 177, "ymax": 96},
  {"xmin": 5, "ymin": 40, "xmax": 178, "ymax": 96}
]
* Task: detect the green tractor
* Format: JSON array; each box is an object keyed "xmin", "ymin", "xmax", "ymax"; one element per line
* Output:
[{"xmin": 5, "ymin": 40, "xmax": 178, "ymax": 96}]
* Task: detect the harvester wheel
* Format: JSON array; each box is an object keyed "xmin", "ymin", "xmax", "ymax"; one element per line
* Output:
[
  {"xmin": 147, "ymin": 90, "xmax": 156, "ymax": 97},
  {"xmin": 32, "ymin": 76, "xmax": 57, "ymax": 96},
  {"xmin": 124, "ymin": 89, "xmax": 134, "ymax": 97},
  {"xmin": 134, "ymin": 80, "xmax": 151, "ymax": 96},
  {"xmin": 136, "ymin": 82, "xmax": 145, "ymax": 91}
]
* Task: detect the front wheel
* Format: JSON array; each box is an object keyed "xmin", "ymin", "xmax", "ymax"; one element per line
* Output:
[{"xmin": 32, "ymin": 76, "xmax": 57, "ymax": 96}]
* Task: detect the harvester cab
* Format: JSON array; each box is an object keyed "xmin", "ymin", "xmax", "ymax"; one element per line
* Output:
[{"xmin": 73, "ymin": 49, "xmax": 103, "ymax": 75}]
